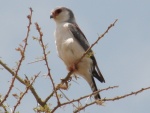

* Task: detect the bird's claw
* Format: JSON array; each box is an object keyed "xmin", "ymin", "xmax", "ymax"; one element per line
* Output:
[
  {"xmin": 61, "ymin": 77, "xmax": 72, "ymax": 82},
  {"xmin": 68, "ymin": 63, "xmax": 77, "ymax": 72}
]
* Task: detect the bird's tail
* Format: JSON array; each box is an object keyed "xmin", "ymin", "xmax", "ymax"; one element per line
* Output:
[{"xmin": 90, "ymin": 76, "xmax": 101, "ymax": 100}]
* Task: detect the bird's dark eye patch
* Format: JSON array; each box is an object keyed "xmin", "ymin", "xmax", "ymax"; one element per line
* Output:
[{"xmin": 55, "ymin": 9, "xmax": 62, "ymax": 14}]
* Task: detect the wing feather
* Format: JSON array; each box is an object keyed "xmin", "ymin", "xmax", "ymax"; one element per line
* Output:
[{"xmin": 67, "ymin": 23, "xmax": 105, "ymax": 83}]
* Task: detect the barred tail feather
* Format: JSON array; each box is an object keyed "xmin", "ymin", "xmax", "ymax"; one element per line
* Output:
[{"xmin": 90, "ymin": 76, "xmax": 101, "ymax": 99}]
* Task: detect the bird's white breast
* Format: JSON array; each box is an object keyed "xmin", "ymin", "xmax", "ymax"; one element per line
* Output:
[{"xmin": 54, "ymin": 23, "xmax": 86, "ymax": 68}]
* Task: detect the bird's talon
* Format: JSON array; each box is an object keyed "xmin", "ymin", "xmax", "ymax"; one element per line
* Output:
[
  {"xmin": 68, "ymin": 64, "xmax": 77, "ymax": 72},
  {"xmin": 61, "ymin": 78, "xmax": 66, "ymax": 83},
  {"xmin": 68, "ymin": 77, "xmax": 72, "ymax": 82}
]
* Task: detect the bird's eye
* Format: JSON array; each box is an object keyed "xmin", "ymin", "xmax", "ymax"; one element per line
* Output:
[{"xmin": 55, "ymin": 9, "xmax": 62, "ymax": 14}]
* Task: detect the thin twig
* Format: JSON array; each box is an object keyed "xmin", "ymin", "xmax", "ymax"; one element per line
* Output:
[
  {"xmin": 59, "ymin": 89, "xmax": 78, "ymax": 109},
  {"xmin": 44, "ymin": 91, "xmax": 55, "ymax": 104},
  {"xmin": 28, "ymin": 59, "xmax": 44, "ymax": 64}
]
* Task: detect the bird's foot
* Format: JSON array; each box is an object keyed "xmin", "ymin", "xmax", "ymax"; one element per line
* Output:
[
  {"xmin": 68, "ymin": 63, "xmax": 77, "ymax": 72},
  {"xmin": 56, "ymin": 82, "xmax": 68, "ymax": 90}
]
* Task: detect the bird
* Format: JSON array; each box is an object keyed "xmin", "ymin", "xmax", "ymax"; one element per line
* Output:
[{"xmin": 50, "ymin": 7, "xmax": 105, "ymax": 99}]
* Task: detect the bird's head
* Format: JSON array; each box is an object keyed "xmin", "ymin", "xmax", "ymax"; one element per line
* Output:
[{"xmin": 50, "ymin": 7, "xmax": 76, "ymax": 23}]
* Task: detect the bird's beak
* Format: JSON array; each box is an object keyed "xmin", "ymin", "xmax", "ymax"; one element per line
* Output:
[{"xmin": 50, "ymin": 14, "xmax": 53, "ymax": 19}]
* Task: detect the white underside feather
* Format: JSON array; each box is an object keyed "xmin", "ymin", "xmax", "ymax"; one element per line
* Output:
[{"xmin": 55, "ymin": 23, "xmax": 93, "ymax": 85}]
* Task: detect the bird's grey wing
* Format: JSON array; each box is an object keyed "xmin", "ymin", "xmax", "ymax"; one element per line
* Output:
[
  {"xmin": 67, "ymin": 23, "xmax": 90, "ymax": 51},
  {"xmin": 67, "ymin": 23, "xmax": 105, "ymax": 83}
]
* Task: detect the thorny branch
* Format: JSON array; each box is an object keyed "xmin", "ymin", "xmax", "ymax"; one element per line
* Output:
[
  {"xmin": 35, "ymin": 23, "xmax": 60, "ymax": 105},
  {"xmin": 103, "ymin": 86, "xmax": 150, "ymax": 101},
  {"xmin": 0, "ymin": 60, "xmax": 44, "ymax": 106},
  {"xmin": 51, "ymin": 86, "xmax": 118, "ymax": 113},
  {"xmin": 74, "ymin": 86, "xmax": 150, "ymax": 113},
  {"xmin": 13, "ymin": 72, "xmax": 40, "ymax": 113},
  {"xmin": 0, "ymin": 8, "xmax": 33, "ymax": 106}
]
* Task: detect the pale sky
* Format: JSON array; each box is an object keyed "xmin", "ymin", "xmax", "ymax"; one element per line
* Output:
[{"xmin": 0, "ymin": 0, "xmax": 150, "ymax": 113}]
